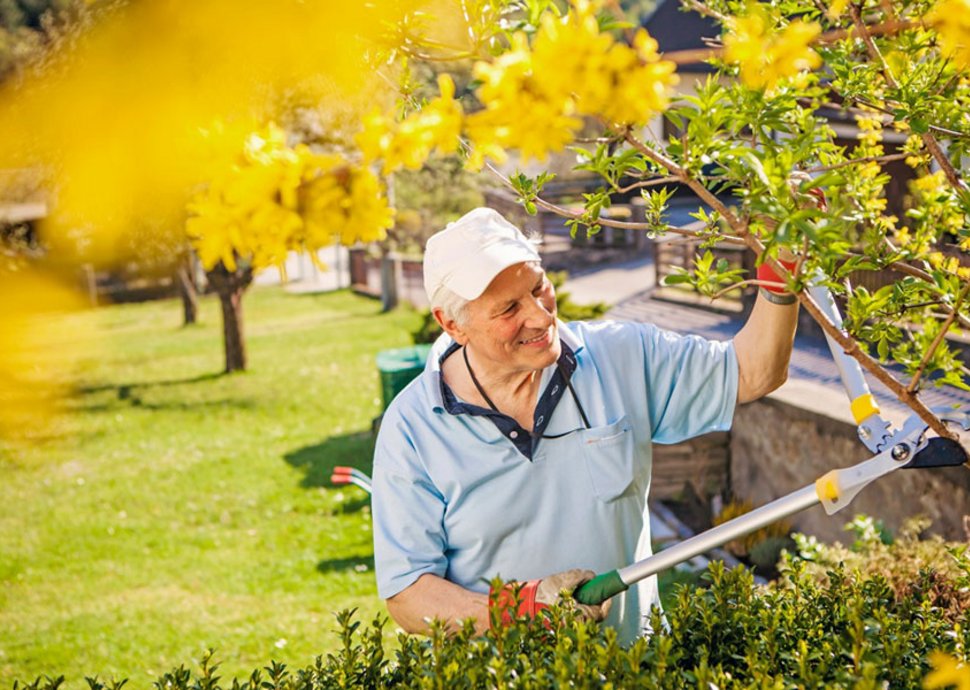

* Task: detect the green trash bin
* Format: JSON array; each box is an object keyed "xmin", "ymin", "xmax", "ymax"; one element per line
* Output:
[{"xmin": 376, "ymin": 344, "xmax": 433, "ymax": 411}]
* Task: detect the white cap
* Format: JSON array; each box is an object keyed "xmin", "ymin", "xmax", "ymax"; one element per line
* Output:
[{"xmin": 423, "ymin": 207, "xmax": 541, "ymax": 304}]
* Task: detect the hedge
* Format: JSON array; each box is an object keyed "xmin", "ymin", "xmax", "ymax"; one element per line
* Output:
[{"xmin": 15, "ymin": 521, "xmax": 970, "ymax": 689}]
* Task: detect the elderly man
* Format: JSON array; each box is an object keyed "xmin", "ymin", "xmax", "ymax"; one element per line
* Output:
[{"xmin": 371, "ymin": 207, "xmax": 798, "ymax": 643}]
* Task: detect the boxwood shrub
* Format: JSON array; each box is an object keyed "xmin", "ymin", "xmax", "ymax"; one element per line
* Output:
[{"xmin": 15, "ymin": 525, "xmax": 970, "ymax": 689}]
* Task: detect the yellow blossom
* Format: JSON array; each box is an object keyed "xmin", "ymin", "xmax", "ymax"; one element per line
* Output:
[
  {"xmin": 0, "ymin": 0, "xmax": 397, "ymax": 267},
  {"xmin": 468, "ymin": 31, "xmax": 583, "ymax": 163},
  {"xmin": 188, "ymin": 124, "xmax": 392, "ymax": 273},
  {"xmin": 827, "ymin": 0, "xmax": 849, "ymax": 19},
  {"xmin": 0, "ymin": 268, "xmax": 90, "ymax": 442},
  {"xmin": 927, "ymin": 0, "xmax": 970, "ymax": 69},
  {"xmin": 466, "ymin": 0, "xmax": 676, "ymax": 166},
  {"xmin": 356, "ymin": 74, "xmax": 463, "ymax": 175},
  {"xmin": 858, "ymin": 161, "xmax": 882, "ymax": 180},
  {"xmin": 914, "ymin": 170, "xmax": 947, "ymax": 194},
  {"xmin": 724, "ymin": 4, "xmax": 822, "ymax": 90}
]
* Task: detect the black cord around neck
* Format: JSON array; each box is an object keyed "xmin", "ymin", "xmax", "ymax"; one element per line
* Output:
[
  {"xmin": 461, "ymin": 345, "xmax": 591, "ymax": 433},
  {"xmin": 463, "ymin": 345, "xmax": 501, "ymax": 413}
]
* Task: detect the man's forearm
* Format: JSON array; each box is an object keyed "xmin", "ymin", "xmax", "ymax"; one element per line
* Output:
[
  {"xmin": 733, "ymin": 292, "xmax": 799, "ymax": 403},
  {"xmin": 386, "ymin": 573, "xmax": 490, "ymax": 635}
]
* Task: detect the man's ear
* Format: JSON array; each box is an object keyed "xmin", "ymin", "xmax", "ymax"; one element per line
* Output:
[{"xmin": 432, "ymin": 308, "xmax": 468, "ymax": 346}]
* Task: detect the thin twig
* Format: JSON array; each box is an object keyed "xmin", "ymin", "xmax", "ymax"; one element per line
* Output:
[
  {"xmin": 799, "ymin": 288, "xmax": 957, "ymax": 438},
  {"xmin": 808, "ymin": 152, "xmax": 908, "ymax": 173},
  {"xmin": 920, "ymin": 135, "xmax": 968, "ymax": 190},
  {"xmin": 618, "ymin": 130, "xmax": 955, "ymax": 439},
  {"xmin": 847, "ymin": 6, "xmax": 968, "ymax": 192},
  {"xmin": 679, "ymin": 0, "xmax": 730, "ymax": 24},
  {"xmin": 615, "ymin": 175, "xmax": 681, "ymax": 194},
  {"xmin": 844, "ymin": 245, "xmax": 970, "ymax": 331},
  {"xmin": 874, "ymin": 300, "xmax": 947, "ymax": 317},
  {"xmin": 395, "ymin": 48, "xmax": 476, "ymax": 63},
  {"xmin": 817, "ymin": 19, "xmax": 916, "ymax": 45},
  {"xmin": 664, "ymin": 47, "xmax": 721, "ymax": 65},
  {"xmin": 481, "ymin": 160, "xmax": 745, "ymax": 244},
  {"xmin": 907, "ymin": 279, "xmax": 970, "ymax": 392}
]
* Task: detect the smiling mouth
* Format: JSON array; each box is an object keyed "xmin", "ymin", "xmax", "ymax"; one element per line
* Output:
[{"xmin": 519, "ymin": 329, "xmax": 550, "ymax": 345}]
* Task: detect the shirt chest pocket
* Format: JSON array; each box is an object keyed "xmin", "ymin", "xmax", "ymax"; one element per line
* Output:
[{"xmin": 578, "ymin": 416, "xmax": 635, "ymax": 502}]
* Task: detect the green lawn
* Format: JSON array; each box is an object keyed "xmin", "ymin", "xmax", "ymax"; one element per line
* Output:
[{"xmin": 0, "ymin": 286, "xmax": 423, "ymax": 687}]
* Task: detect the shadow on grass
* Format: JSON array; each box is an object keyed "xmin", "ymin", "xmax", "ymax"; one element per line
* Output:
[
  {"xmin": 316, "ymin": 554, "xmax": 375, "ymax": 575},
  {"xmin": 284, "ymin": 431, "xmax": 375, "ymax": 489},
  {"xmin": 72, "ymin": 372, "xmax": 252, "ymax": 414},
  {"xmin": 77, "ymin": 371, "xmax": 225, "ymax": 396}
]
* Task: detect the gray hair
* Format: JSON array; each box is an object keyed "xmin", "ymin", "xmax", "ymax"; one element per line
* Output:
[{"xmin": 431, "ymin": 286, "xmax": 470, "ymax": 327}]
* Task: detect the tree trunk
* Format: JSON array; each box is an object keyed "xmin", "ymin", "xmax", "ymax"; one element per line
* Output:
[
  {"xmin": 207, "ymin": 263, "xmax": 253, "ymax": 373},
  {"xmin": 380, "ymin": 252, "xmax": 398, "ymax": 312},
  {"xmin": 176, "ymin": 259, "xmax": 198, "ymax": 326}
]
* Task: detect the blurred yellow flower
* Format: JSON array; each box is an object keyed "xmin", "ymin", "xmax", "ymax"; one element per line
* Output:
[
  {"xmin": 357, "ymin": 74, "xmax": 463, "ymax": 175},
  {"xmin": 927, "ymin": 0, "xmax": 970, "ymax": 68},
  {"xmin": 924, "ymin": 652, "xmax": 970, "ymax": 690},
  {"xmin": 0, "ymin": 268, "xmax": 89, "ymax": 442},
  {"xmin": 466, "ymin": 0, "xmax": 675, "ymax": 165},
  {"xmin": 724, "ymin": 4, "xmax": 822, "ymax": 90},
  {"xmin": 187, "ymin": 124, "xmax": 392, "ymax": 273},
  {"xmin": 0, "ymin": 0, "xmax": 406, "ymax": 269},
  {"xmin": 827, "ymin": 0, "xmax": 850, "ymax": 19},
  {"xmin": 914, "ymin": 170, "xmax": 947, "ymax": 194}
]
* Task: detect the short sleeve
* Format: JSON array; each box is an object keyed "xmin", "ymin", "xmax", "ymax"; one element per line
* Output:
[
  {"xmin": 640, "ymin": 323, "xmax": 739, "ymax": 444},
  {"xmin": 371, "ymin": 416, "xmax": 448, "ymax": 599}
]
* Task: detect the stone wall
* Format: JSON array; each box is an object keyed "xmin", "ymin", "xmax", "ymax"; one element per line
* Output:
[{"xmin": 729, "ymin": 386, "xmax": 970, "ymax": 543}]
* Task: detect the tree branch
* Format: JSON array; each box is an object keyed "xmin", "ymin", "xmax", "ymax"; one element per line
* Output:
[
  {"xmin": 906, "ymin": 279, "xmax": 970, "ymax": 393},
  {"xmin": 621, "ymin": 131, "xmax": 956, "ymax": 439},
  {"xmin": 808, "ymin": 152, "xmax": 908, "ymax": 173},
  {"xmin": 614, "ymin": 175, "xmax": 682, "ymax": 194},
  {"xmin": 847, "ymin": 5, "xmax": 968, "ymax": 193},
  {"xmin": 678, "ymin": 0, "xmax": 729, "ymax": 24},
  {"xmin": 481, "ymin": 160, "xmax": 746, "ymax": 245},
  {"xmin": 798, "ymin": 288, "xmax": 957, "ymax": 439}
]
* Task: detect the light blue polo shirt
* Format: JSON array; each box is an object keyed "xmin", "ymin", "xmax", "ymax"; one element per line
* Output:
[{"xmin": 371, "ymin": 319, "xmax": 738, "ymax": 644}]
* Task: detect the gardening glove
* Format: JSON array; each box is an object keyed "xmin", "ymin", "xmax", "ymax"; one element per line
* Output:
[
  {"xmin": 756, "ymin": 172, "xmax": 827, "ymax": 300},
  {"xmin": 488, "ymin": 568, "xmax": 612, "ymax": 627}
]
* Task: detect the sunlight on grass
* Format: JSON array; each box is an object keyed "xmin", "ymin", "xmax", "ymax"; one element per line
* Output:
[{"xmin": 0, "ymin": 287, "xmax": 420, "ymax": 686}]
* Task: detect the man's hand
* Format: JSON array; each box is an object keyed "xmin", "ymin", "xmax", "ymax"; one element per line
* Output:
[{"xmin": 489, "ymin": 568, "xmax": 612, "ymax": 627}]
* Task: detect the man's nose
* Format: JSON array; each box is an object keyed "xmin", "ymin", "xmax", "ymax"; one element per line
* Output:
[{"xmin": 522, "ymin": 293, "xmax": 555, "ymax": 326}]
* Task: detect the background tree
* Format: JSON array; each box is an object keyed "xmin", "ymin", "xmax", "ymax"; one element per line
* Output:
[{"xmin": 185, "ymin": 124, "xmax": 393, "ymax": 372}]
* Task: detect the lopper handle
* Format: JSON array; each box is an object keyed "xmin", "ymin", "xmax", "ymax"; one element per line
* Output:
[
  {"xmin": 574, "ymin": 570, "xmax": 628, "ymax": 606},
  {"xmin": 807, "ymin": 281, "xmax": 892, "ymax": 452}
]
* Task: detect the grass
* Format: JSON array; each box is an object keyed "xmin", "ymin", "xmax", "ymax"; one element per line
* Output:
[{"xmin": 0, "ymin": 286, "xmax": 423, "ymax": 687}]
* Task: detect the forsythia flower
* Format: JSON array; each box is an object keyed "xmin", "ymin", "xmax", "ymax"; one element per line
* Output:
[
  {"xmin": 357, "ymin": 74, "xmax": 463, "ymax": 175},
  {"xmin": 466, "ymin": 33, "xmax": 584, "ymax": 165},
  {"xmin": 927, "ymin": 0, "xmax": 970, "ymax": 68},
  {"xmin": 914, "ymin": 170, "xmax": 947, "ymax": 194},
  {"xmin": 826, "ymin": 0, "xmax": 849, "ymax": 19},
  {"xmin": 724, "ymin": 3, "xmax": 822, "ymax": 90},
  {"xmin": 188, "ymin": 124, "xmax": 392, "ymax": 272},
  {"xmin": 904, "ymin": 133, "xmax": 930, "ymax": 168},
  {"xmin": 466, "ymin": 0, "xmax": 676, "ymax": 165}
]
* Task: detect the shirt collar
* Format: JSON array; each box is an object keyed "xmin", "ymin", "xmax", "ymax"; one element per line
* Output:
[{"xmin": 427, "ymin": 319, "xmax": 583, "ymax": 414}]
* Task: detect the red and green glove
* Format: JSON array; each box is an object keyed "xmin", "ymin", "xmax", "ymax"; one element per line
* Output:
[
  {"xmin": 757, "ymin": 176, "xmax": 827, "ymax": 304},
  {"xmin": 488, "ymin": 568, "xmax": 612, "ymax": 627}
]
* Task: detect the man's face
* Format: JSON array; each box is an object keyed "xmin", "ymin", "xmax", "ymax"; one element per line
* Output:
[{"xmin": 459, "ymin": 261, "xmax": 560, "ymax": 374}]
